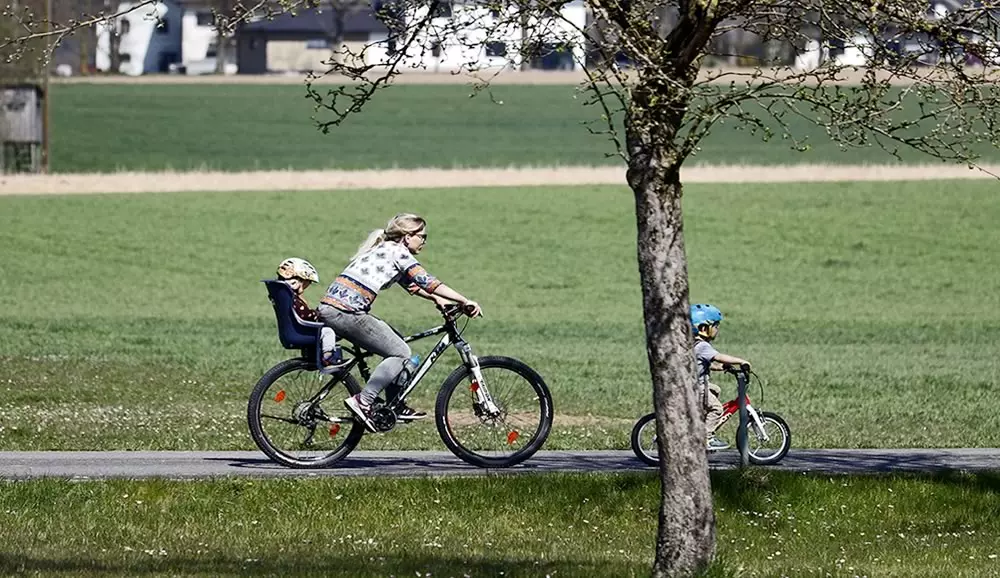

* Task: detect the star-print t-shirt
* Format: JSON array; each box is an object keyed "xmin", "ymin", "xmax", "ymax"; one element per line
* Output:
[{"xmin": 321, "ymin": 241, "xmax": 441, "ymax": 312}]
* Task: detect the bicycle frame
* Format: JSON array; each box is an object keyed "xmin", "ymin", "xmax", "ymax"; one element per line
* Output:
[
  {"xmin": 720, "ymin": 397, "xmax": 770, "ymax": 441},
  {"xmin": 307, "ymin": 308, "xmax": 496, "ymax": 415},
  {"xmin": 717, "ymin": 368, "xmax": 772, "ymax": 447}
]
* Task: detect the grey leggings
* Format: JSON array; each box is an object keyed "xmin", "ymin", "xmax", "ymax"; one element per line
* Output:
[{"xmin": 317, "ymin": 304, "xmax": 411, "ymax": 405}]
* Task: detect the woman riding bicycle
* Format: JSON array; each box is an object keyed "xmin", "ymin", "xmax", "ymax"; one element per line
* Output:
[{"xmin": 317, "ymin": 213, "xmax": 482, "ymax": 431}]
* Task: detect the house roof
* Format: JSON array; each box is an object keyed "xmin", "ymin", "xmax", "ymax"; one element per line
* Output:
[{"xmin": 241, "ymin": 6, "xmax": 387, "ymax": 35}]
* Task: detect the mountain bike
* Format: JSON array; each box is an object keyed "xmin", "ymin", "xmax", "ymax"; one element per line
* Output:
[
  {"xmin": 630, "ymin": 364, "xmax": 791, "ymax": 466},
  {"xmin": 248, "ymin": 303, "xmax": 554, "ymax": 469}
]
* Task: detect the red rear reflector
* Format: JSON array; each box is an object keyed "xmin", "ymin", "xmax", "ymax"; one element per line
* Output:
[
  {"xmin": 507, "ymin": 431, "xmax": 520, "ymax": 445},
  {"xmin": 274, "ymin": 390, "xmax": 286, "ymax": 403},
  {"xmin": 470, "ymin": 381, "xmax": 480, "ymax": 392},
  {"xmin": 329, "ymin": 424, "xmax": 341, "ymax": 437}
]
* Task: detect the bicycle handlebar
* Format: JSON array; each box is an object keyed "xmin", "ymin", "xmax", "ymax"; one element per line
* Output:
[
  {"xmin": 437, "ymin": 303, "xmax": 478, "ymax": 322},
  {"xmin": 721, "ymin": 362, "xmax": 751, "ymax": 375}
]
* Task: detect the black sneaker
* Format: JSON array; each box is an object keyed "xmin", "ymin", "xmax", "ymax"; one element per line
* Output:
[{"xmin": 396, "ymin": 403, "xmax": 428, "ymax": 421}]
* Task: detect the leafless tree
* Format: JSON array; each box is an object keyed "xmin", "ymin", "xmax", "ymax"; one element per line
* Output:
[{"xmin": 4, "ymin": 0, "xmax": 1000, "ymax": 575}]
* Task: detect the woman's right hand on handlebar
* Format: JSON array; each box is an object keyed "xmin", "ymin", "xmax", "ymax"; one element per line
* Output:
[
  {"xmin": 437, "ymin": 300, "xmax": 482, "ymax": 319},
  {"xmin": 462, "ymin": 300, "xmax": 482, "ymax": 318}
]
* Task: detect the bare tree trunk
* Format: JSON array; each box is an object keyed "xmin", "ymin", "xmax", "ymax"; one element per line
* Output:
[
  {"xmin": 328, "ymin": 8, "xmax": 345, "ymax": 65},
  {"xmin": 214, "ymin": 26, "xmax": 226, "ymax": 74},
  {"xmin": 108, "ymin": 26, "xmax": 121, "ymax": 72},
  {"xmin": 625, "ymin": 73, "xmax": 715, "ymax": 577},
  {"xmin": 634, "ymin": 168, "xmax": 715, "ymax": 577}
]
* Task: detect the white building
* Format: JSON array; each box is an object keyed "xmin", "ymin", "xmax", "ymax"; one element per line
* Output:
[
  {"xmin": 180, "ymin": 6, "xmax": 218, "ymax": 66},
  {"xmin": 95, "ymin": 1, "xmax": 182, "ymax": 75},
  {"xmin": 395, "ymin": 0, "xmax": 588, "ymax": 72}
]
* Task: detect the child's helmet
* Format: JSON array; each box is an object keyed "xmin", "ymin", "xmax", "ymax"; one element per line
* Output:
[
  {"xmin": 690, "ymin": 304, "xmax": 723, "ymax": 335},
  {"xmin": 277, "ymin": 258, "xmax": 319, "ymax": 283}
]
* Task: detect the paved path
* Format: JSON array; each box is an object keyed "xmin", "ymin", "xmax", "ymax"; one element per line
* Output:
[{"xmin": 2, "ymin": 449, "xmax": 999, "ymax": 480}]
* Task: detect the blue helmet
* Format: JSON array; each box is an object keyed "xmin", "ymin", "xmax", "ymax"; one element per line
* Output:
[{"xmin": 690, "ymin": 304, "xmax": 723, "ymax": 335}]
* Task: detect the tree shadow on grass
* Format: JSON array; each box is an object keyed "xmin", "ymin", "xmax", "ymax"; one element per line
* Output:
[
  {"xmin": 711, "ymin": 467, "xmax": 1000, "ymax": 514},
  {"xmin": 0, "ymin": 552, "xmax": 651, "ymax": 578}
]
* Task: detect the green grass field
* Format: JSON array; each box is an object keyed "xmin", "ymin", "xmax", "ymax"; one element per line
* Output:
[
  {"xmin": 2, "ymin": 470, "xmax": 999, "ymax": 577},
  {"xmin": 1, "ymin": 179, "xmax": 998, "ymax": 452},
  {"xmin": 49, "ymin": 83, "xmax": 1000, "ymax": 173}
]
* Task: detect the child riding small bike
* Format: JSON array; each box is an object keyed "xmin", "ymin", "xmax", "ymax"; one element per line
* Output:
[{"xmin": 691, "ymin": 303, "xmax": 752, "ymax": 451}]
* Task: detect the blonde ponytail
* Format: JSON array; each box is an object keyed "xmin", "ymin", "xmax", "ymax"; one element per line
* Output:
[
  {"xmin": 352, "ymin": 228, "xmax": 386, "ymax": 260},
  {"xmin": 350, "ymin": 214, "xmax": 426, "ymax": 261}
]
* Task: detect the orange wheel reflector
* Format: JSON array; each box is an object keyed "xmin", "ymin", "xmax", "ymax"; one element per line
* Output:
[
  {"xmin": 329, "ymin": 423, "xmax": 341, "ymax": 438},
  {"xmin": 274, "ymin": 390, "xmax": 286, "ymax": 403},
  {"xmin": 470, "ymin": 381, "xmax": 480, "ymax": 392},
  {"xmin": 507, "ymin": 430, "xmax": 520, "ymax": 445}
]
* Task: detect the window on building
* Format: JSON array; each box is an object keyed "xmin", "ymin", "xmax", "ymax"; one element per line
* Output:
[
  {"xmin": 485, "ymin": 41, "xmax": 507, "ymax": 57},
  {"xmin": 196, "ymin": 11, "xmax": 214, "ymax": 27},
  {"xmin": 430, "ymin": 0, "xmax": 452, "ymax": 18},
  {"xmin": 306, "ymin": 39, "xmax": 331, "ymax": 49},
  {"xmin": 120, "ymin": 53, "xmax": 132, "ymax": 63}
]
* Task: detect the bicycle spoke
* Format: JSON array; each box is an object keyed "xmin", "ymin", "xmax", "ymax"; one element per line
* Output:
[
  {"xmin": 253, "ymin": 366, "xmax": 361, "ymax": 464},
  {"xmin": 444, "ymin": 364, "xmax": 544, "ymax": 460}
]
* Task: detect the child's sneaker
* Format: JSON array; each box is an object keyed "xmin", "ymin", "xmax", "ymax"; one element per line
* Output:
[
  {"xmin": 344, "ymin": 394, "xmax": 376, "ymax": 432},
  {"xmin": 707, "ymin": 436, "xmax": 730, "ymax": 451},
  {"xmin": 319, "ymin": 349, "xmax": 349, "ymax": 375}
]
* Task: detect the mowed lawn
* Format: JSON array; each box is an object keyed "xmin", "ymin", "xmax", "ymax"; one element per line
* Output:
[
  {"xmin": 1, "ymin": 179, "xmax": 999, "ymax": 451},
  {"xmin": 49, "ymin": 83, "xmax": 1000, "ymax": 172},
  {"xmin": 2, "ymin": 471, "xmax": 1000, "ymax": 577}
]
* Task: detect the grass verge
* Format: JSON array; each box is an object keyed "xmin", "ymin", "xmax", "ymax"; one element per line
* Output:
[{"xmin": 1, "ymin": 470, "xmax": 998, "ymax": 577}]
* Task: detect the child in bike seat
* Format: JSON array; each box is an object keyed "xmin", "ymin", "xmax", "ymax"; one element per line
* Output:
[
  {"xmin": 276, "ymin": 258, "xmax": 346, "ymax": 374},
  {"xmin": 691, "ymin": 303, "xmax": 751, "ymax": 451}
]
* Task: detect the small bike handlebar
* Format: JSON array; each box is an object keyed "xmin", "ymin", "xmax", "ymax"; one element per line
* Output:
[{"xmin": 721, "ymin": 362, "xmax": 752, "ymax": 375}]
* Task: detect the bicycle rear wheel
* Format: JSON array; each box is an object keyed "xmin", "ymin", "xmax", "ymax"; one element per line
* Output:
[
  {"xmin": 630, "ymin": 413, "xmax": 659, "ymax": 466},
  {"xmin": 435, "ymin": 356, "xmax": 553, "ymax": 468},
  {"xmin": 247, "ymin": 358, "xmax": 365, "ymax": 469}
]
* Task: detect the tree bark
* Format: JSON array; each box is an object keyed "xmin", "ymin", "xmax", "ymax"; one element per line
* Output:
[
  {"xmin": 631, "ymin": 161, "xmax": 715, "ymax": 577},
  {"xmin": 626, "ymin": 72, "xmax": 715, "ymax": 577}
]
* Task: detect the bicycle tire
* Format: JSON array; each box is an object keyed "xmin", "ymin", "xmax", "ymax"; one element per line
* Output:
[
  {"xmin": 247, "ymin": 358, "xmax": 365, "ymax": 469},
  {"xmin": 435, "ymin": 356, "xmax": 553, "ymax": 468},
  {"xmin": 747, "ymin": 411, "xmax": 791, "ymax": 465},
  {"xmin": 630, "ymin": 412, "xmax": 659, "ymax": 466}
]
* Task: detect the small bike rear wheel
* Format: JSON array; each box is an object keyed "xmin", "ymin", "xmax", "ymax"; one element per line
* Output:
[
  {"xmin": 435, "ymin": 356, "xmax": 553, "ymax": 468},
  {"xmin": 747, "ymin": 411, "xmax": 791, "ymax": 465},
  {"xmin": 630, "ymin": 412, "xmax": 659, "ymax": 466},
  {"xmin": 247, "ymin": 358, "xmax": 365, "ymax": 469}
]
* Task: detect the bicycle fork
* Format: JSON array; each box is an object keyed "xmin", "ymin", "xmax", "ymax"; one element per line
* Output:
[
  {"xmin": 745, "ymin": 406, "xmax": 770, "ymax": 442},
  {"xmin": 457, "ymin": 340, "xmax": 501, "ymax": 417}
]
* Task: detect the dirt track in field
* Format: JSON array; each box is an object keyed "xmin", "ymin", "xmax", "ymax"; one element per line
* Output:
[
  {"xmin": 53, "ymin": 66, "xmax": 1000, "ymax": 86},
  {"xmin": 1, "ymin": 164, "xmax": 997, "ymax": 196}
]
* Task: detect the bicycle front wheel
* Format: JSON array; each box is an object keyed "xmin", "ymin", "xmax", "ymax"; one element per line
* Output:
[
  {"xmin": 747, "ymin": 411, "xmax": 791, "ymax": 465},
  {"xmin": 630, "ymin": 413, "xmax": 659, "ymax": 466},
  {"xmin": 435, "ymin": 356, "xmax": 553, "ymax": 468},
  {"xmin": 247, "ymin": 358, "xmax": 365, "ymax": 469}
]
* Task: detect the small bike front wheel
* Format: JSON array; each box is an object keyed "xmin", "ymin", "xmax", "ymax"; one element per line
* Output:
[
  {"xmin": 630, "ymin": 412, "xmax": 659, "ymax": 466},
  {"xmin": 747, "ymin": 411, "xmax": 791, "ymax": 465},
  {"xmin": 247, "ymin": 358, "xmax": 365, "ymax": 469},
  {"xmin": 435, "ymin": 356, "xmax": 553, "ymax": 468}
]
